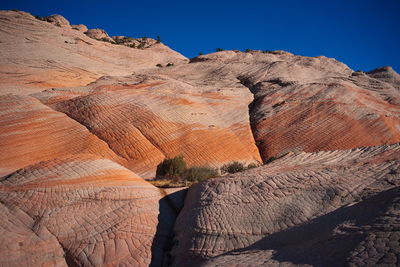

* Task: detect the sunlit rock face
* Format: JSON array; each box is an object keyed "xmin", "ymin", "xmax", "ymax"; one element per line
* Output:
[
  {"xmin": 1, "ymin": 8, "xmax": 400, "ymax": 267},
  {"xmin": 151, "ymin": 50, "xmax": 400, "ymax": 162},
  {"xmin": 33, "ymin": 74, "xmax": 262, "ymax": 179},
  {"xmin": 0, "ymin": 94, "xmax": 126, "ymax": 177},
  {"xmin": 0, "ymin": 154, "xmax": 179, "ymax": 267},
  {"xmin": 171, "ymin": 143, "xmax": 400, "ymax": 266},
  {"xmin": 0, "ymin": 10, "xmax": 188, "ymax": 95}
]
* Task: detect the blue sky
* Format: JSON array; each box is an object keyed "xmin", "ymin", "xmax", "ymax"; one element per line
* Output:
[{"xmin": 2, "ymin": 0, "xmax": 400, "ymax": 72}]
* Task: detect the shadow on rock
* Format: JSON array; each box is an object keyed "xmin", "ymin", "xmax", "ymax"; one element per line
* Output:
[
  {"xmin": 211, "ymin": 187, "xmax": 399, "ymax": 267},
  {"xmin": 150, "ymin": 188, "xmax": 187, "ymax": 267}
]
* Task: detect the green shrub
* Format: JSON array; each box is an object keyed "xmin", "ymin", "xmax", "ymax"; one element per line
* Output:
[
  {"xmin": 198, "ymin": 52, "xmax": 204, "ymax": 56},
  {"xmin": 156, "ymin": 63, "xmax": 163, "ymax": 68},
  {"xmin": 156, "ymin": 36, "xmax": 161, "ymax": 43},
  {"xmin": 183, "ymin": 166, "xmax": 218, "ymax": 182},
  {"xmin": 129, "ymin": 43, "xmax": 136, "ymax": 48},
  {"xmin": 166, "ymin": 63, "xmax": 174, "ymax": 67},
  {"xmin": 244, "ymin": 49, "xmax": 252, "ymax": 53},
  {"xmin": 156, "ymin": 156, "xmax": 187, "ymax": 180},
  {"xmin": 215, "ymin": 48, "xmax": 224, "ymax": 52},
  {"xmin": 137, "ymin": 42, "xmax": 146, "ymax": 49},
  {"xmin": 222, "ymin": 161, "xmax": 246, "ymax": 174}
]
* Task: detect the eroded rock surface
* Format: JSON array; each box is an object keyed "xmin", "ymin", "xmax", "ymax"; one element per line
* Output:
[
  {"xmin": 0, "ymin": 10, "xmax": 187, "ymax": 95},
  {"xmin": 202, "ymin": 187, "xmax": 400, "ymax": 267},
  {"xmin": 85, "ymin": 28, "xmax": 114, "ymax": 42},
  {"xmin": 1, "ymin": 9, "xmax": 400, "ymax": 267},
  {"xmin": 0, "ymin": 154, "xmax": 179, "ymax": 266},
  {"xmin": 154, "ymin": 51, "xmax": 400, "ymax": 161},
  {"xmin": 171, "ymin": 143, "xmax": 400, "ymax": 266},
  {"xmin": 0, "ymin": 94, "xmax": 125, "ymax": 177},
  {"xmin": 33, "ymin": 74, "xmax": 262, "ymax": 178}
]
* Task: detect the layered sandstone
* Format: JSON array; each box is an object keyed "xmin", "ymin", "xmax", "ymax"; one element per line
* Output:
[
  {"xmin": 0, "ymin": 10, "xmax": 187, "ymax": 95},
  {"xmin": 0, "ymin": 154, "xmax": 179, "ymax": 266},
  {"xmin": 0, "ymin": 94, "xmax": 125, "ymax": 177},
  {"xmin": 171, "ymin": 143, "xmax": 400, "ymax": 266},
  {"xmin": 33, "ymin": 74, "xmax": 262, "ymax": 178},
  {"xmin": 149, "ymin": 51, "xmax": 400, "ymax": 161},
  {"xmin": 1, "ymin": 9, "xmax": 400, "ymax": 267}
]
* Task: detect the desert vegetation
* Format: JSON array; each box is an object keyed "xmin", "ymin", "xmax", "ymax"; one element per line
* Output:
[{"xmin": 151, "ymin": 156, "xmax": 259, "ymax": 187}]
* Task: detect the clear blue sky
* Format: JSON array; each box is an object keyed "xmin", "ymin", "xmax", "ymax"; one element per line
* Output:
[{"xmin": 2, "ymin": 0, "xmax": 400, "ymax": 72}]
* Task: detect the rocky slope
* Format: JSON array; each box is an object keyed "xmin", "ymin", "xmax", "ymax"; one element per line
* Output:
[
  {"xmin": 172, "ymin": 143, "xmax": 400, "ymax": 266},
  {"xmin": 32, "ymin": 74, "xmax": 262, "ymax": 178},
  {"xmin": 0, "ymin": 94, "xmax": 126, "ymax": 177},
  {"xmin": 1, "ymin": 9, "xmax": 400, "ymax": 267},
  {"xmin": 0, "ymin": 10, "xmax": 187, "ymax": 95},
  {"xmin": 0, "ymin": 154, "xmax": 180, "ymax": 267}
]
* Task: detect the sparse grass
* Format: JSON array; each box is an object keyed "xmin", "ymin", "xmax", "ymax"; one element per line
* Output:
[
  {"xmin": 149, "ymin": 179, "xmax": 191, "ymax": 188},
  {"xmin": 183, "ymin": 166, "xmax": 219, "ymax": 182},
  {"xmin": 221, "ymin": 161, "xmax": 246, "ymax": 174},
  {"xmin": 247, "ymin": 163, "xmax": 258, "ymax": 169},
  {"xmin": 152, "ymin": 156, "xmax": 261, "ymax": 188}
]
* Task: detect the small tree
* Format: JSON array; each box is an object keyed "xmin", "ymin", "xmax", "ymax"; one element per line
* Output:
[
  {"xmin": 198, "ymin": 52, "xmax": 204, "ymax": 56},
  {"xmin": 156, "ymin": 36, "xmax": 161, "ymax": 43},
  {"xmin": 215, "ymin": 48, "xmax": 224, "ymax": 52},
  {"xmin": 156, "ymin": 156, "xmax": 187, "ymax": 180}
]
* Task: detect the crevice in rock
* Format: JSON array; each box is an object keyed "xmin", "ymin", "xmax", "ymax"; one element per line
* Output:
[{"xmin": 237, "ymin": 75, "xmax": 266, "ymax": 164}]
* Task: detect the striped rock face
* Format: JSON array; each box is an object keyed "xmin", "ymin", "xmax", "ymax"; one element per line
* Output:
[
  {"xmin": 0, "ymin": 10, "xmax": 187, "ymax": 95},
  {"xmin": 0, "ymin": 94, "xmax": 126, "ymax": 177},
  {"xmin": 171, "ymin": 144, "xmax": 400, "ymax": 266},
  {"xmin": 0, "ymin": 154, "xmax": 179, "ymax": 267},
  {"xmin": 33, "ymin": 75, "xmax": 262, "ymax": 179},
  {"xmin": 149, "ymin": 51, "xmax": 400, "ymax": 162},
  {"xmin": 1, "ymin": 9, "xmax": 400, "ymax": 267}
]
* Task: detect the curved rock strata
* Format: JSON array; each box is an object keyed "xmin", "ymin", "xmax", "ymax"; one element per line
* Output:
[
  {"xmin": 0, "ymin": 94, "xmax": 125, "ymax": 177},
  {"xmin": 0, "ymin": 10, "xmax": 187, "ymax": 95},
  {"xmin": 171, "ymin": 143, "xmax": 400, "ymax": 266},
  {"xmin": 0, "ymin": 154, "xmax": 178, "ymax": 266},
  {"xmin": 202, "ymin": 187, "xmax": 400, "ymax": 267},
  {"xmin": 37, "ymin": 75, "xmax": 262, "ymax": 178}
]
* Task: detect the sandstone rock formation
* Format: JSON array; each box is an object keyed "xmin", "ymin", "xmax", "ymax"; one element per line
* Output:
[
  {"xmin": 0, "ymin": 10, "xmax": 188, "ymax": 95},
  {"xmin": 0, "ymin": 94, "xmax": 126, "ymax": 177},
  {"xmin": 112, "ymin": 36, "xmax": 160, "ymax": 49},
  {"xmin": 32, "ymin": 74, "xmax": 262, "ymax": 178},
  {"xmin": 85, "ymin": 28, "xmax": 114, "ymax": 42},
  {"xmin": 151, "ymin": 50, "xmax": 400, "ymax": 161},
  {"xmin": 202, "ymin": 187, "xmax": 400, "ymax": 266},
  {"xmin": 0, "ymin": 154, "xmax": 180, "ymax": 266},
  {"xmin": 1, "ymin": 9, "xmax": 400, "ymax": 267},
  {"xmin": 44, "ymin": 14, "xmax": 71, "ymax": 28},
  {"xmin": 171, "ymin": 143, "xmax": 400, "ymax": 266},
  {"xmin": 71, "ymin": 24, "xmax": 88, "ymax": 32}
]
